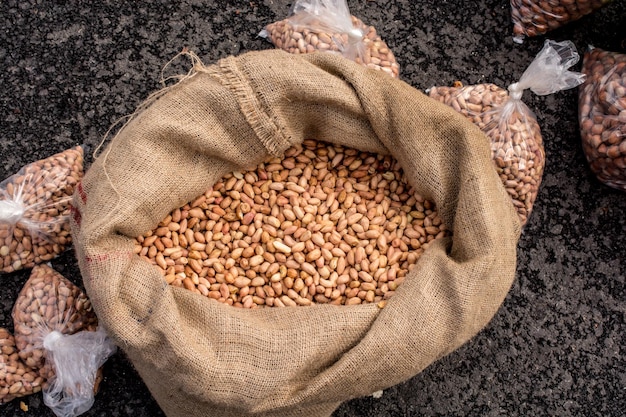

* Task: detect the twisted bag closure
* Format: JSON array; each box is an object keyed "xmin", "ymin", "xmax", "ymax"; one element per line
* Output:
[{"xmin": 71, "ymin": 50, "xmax": 521, "ymax": 417}]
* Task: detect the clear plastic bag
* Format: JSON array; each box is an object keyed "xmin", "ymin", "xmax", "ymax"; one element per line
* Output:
[
  {"xmin": 42, "ymin": 326, "xmax": 116, "ymax": 417},
  {"xmin": 511, "ymin": 0, "xmax": 613, "ymax": 43},
  {"xmin": 12, "ymin": 264, "xmax": 115, "ymax": 417},
  {"xmin": 259, "ymin": 0, "xmax": 400, "ymax": 78},
  {"xmin": 428, "ymin": 40, "xmax": 586, "ymax": 225},
  {"xmin": 579, "ymin": 46, "xmax": 626, "ymax": 190},
  {"xmin": 0, "ymin": 146, "xmax": 84, "ymax": 273},
  {"xmin": 1, "ymin": 327, "xmax": 44, "ymax": 404}
]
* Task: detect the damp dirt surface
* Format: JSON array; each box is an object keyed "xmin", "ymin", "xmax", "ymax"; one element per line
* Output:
[{"xmin": 1, "ymin": 1, "xmax": 625, "ymax": 416}]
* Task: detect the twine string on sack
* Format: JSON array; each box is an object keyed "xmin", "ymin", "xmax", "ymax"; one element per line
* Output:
[
  {"xmin": 93, "ymin": 48, "xmax": 207, "ymax": 159},
  {"xmin": 91, "ymin": 49, "xmax": 209, "ymax": 228}
]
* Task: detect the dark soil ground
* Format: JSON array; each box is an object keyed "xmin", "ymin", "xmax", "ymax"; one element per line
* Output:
[{"xmin": 0, "ymin": 1, "xmax": 624, "ymax": 416}]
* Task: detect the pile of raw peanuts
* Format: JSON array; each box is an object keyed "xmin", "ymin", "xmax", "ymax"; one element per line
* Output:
[{"xmin": 135, "ymin": 140, "xmax": 449, "ymax": 308}]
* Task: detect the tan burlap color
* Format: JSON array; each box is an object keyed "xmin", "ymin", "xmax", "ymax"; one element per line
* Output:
[{"xmin": 71, "ymin": 50, "xmax": 521, "ymax": 417}]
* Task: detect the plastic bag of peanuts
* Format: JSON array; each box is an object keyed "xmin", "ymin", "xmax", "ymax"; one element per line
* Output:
[
  {"xmin": 511, "ymin": 0, "xmax": 613, "ymax": 43},
  {"xmin": 1, "ymin": 327, "xmax": 44, "ymax": 404},
  {"xmin": 0, "ymin": 146, "xmax": 84, "ymax": 274},
  {"xmin": 579, "ymin": 46, "xmax": 626, "ymax": 190},
  {"xmin": 259, "ymin": 0, "xmax": 400, "ymax": 78},
  {"xmin": 11, "ymin": 264, "xmax": 116, "ymax": 417},
  {"xmin": 70, "ymin": 49, "xmax": 522, "ymax": 417},
  {"xmin": 428, "ymin": 40, "xmax": 586, "ymax": 226}
]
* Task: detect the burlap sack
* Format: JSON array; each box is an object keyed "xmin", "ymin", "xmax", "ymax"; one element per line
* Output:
[{"xmin": 70, "ymin": 49, "xmax": 521, "ymax": 417}]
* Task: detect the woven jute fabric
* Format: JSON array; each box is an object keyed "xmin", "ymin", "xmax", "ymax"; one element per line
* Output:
[{"xmin": 71, "ymin": 49, "xmax": 521, "ymax": 417}]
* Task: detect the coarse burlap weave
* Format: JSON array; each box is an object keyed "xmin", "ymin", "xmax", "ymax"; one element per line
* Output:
[{"xmin": 71, "ymin": 49, "xmax": 521, "ymax": 417}]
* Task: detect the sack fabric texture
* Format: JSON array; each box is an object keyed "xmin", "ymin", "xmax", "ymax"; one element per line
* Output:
[{"xmin": 71, "ymin": 49, "xmax": 521, "ymax": 417}]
